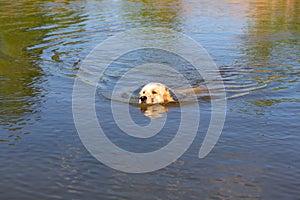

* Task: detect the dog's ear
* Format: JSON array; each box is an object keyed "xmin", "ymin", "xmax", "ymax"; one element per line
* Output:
[{"xmin": 163, "ymin": 88, "xmax": 174, "ymax": 102}]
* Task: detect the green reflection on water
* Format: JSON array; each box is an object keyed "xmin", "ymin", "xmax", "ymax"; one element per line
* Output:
[
  {"xmin": 250, "ymin": 98, "xmax": 300, "ymax": 108},
  {"xmin": 0, "ymin": 1, "xmax": 88, "ymax": 144},
  {"xmin": 239, "ymin": 0, "xmax": 300, "ymax": 106},
  {"xmin": 243, "ymin": 0, "xmax": 299, "ymax": 66},
  {"xmin": 122, "ymin": 0, "xmax": 183, "ymax": 29},
  {"xmin": 0, "ymin": 1, "xmax": 46, "ymax": 143}
]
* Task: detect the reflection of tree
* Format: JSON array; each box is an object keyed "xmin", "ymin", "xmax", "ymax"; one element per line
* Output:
[
  {"xmin": 240, "ymin": 0, "xmax": 300, "ymax": 110},
  {"xmin": 122, "ymin": 0, "xmax": 183, "ymax": 29},
  {"xmin": 244, "ymin": 0, "xmax": 299, "ymax": 62},
  {"xmin": 0, "ymin": 0, "xmax": 89, "ymax": 144},
  {"xmin": 0, "ymin": 1, "xmax": 47, "ymax": 143}
]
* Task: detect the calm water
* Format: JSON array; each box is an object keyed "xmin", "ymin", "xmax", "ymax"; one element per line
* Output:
[{"xmin": 1, "ymin": 0, "xmax": 300, "ymax": 199}]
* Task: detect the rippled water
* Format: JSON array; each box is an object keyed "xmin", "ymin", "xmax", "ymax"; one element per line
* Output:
[{"xmin": 0, "ymin": 0, "xmax": 299, "ymax": 199}]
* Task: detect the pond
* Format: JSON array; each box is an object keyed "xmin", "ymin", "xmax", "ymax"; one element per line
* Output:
[{"xmin": 0, "ymin": 0, "xmax": 299, "ymax": 199}]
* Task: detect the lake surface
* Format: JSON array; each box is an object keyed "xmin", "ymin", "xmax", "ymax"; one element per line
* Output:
[{"xmin": 0, "ymin": 0, "xmax": 299, "ymax": 199}]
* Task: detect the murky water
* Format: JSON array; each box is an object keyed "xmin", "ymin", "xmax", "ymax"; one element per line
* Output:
[{"xmin": 1, "ymin": 0, "xmax": 299, "ymax": 199}]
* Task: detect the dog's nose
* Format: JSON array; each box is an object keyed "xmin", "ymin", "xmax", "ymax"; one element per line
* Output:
[{"xmin": 139, "ymin": 96, "xmax": 147, "ymax": 103}]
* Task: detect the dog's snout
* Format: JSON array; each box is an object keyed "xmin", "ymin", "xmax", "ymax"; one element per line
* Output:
[{"xmin": 139, "ymin": 96, "xmax": 147, "ymax": 103}]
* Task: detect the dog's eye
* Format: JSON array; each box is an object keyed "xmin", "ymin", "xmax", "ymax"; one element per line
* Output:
[
  {"xmin": 143, "ymin": 91, "xmax": 145, "ymax": 94},
  {"xmin": 152, "ymin": 90, "xmax": 157, "ymax": 94}
]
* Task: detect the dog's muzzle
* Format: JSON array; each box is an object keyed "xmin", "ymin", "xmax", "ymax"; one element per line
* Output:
[{"xmin": 139, "ymin": 96, "xmax": 147, "ymax": 103}]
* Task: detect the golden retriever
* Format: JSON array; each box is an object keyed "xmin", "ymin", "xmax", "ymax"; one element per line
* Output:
[
  {"xmin": 139, "ymin": 82, "xmax": 205, "ymax": 104},
  {"xmin": 139, "ymin": 82, "xmax": 174, "ymax": 104}
]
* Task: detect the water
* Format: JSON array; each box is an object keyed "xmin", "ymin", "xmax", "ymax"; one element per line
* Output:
[{"xmin": 0, "ymin": 0, "xmax": 299, "ymax": 199}]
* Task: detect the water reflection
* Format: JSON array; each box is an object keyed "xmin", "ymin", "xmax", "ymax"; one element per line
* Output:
[
  {"xmin": 243, "ymin": 0, "xmax": 299, "ymax": 74},
  {"xmin": 0, "ymin": 1, "xmax": 47, "ymax": 144},
  {"xmin": 123, "ymin": 0, "xmax": 183, "ymax": 29},
  {"xmin": 239, "ymin": 0, "xmax": 300, "ymax": 111},
  {"xmin": 0, "ymin": 0, "xmax": 98, "ymax": 144},
  {"xmin": 140, "ymin": 104, "xmax": 169, "ymax": 119}
]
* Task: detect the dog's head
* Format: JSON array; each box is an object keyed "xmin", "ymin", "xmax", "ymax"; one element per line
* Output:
[{"xmin": 139, "ymin": 82, "xmax": 174, "ymax": 104}]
